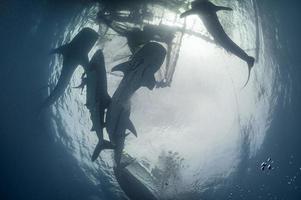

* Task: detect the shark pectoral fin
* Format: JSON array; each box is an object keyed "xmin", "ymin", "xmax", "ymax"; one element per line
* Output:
[
  {"xmin": 180, "ymin": 9, "xmax": 196, "ymax": 18},
  {"xmin": 127, "ymin": 119, "xmax": 137, "ymax": 137},
  {"xmin": 91, "ymin": 142, "xmax": 102, "ymax": 162},
  {"xmin": 111, "ymin": 61, "xmax": 131, "ymax": 74},
  {"xmin": 216, "ymin": 6, "xmax": 233, "ymax": 12},
  {"xmin": 49, "ymin": 44, "xmax": 69, "ymax": 55}
]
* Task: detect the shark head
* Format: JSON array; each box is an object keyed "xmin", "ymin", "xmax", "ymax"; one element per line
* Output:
[
  {"xmin": 112, "ymin": 42, "xmax": 166, "ymax": 90},
  {"xmin": 69, "ymin": 27, "xmax": 99, "ymax": 55}
]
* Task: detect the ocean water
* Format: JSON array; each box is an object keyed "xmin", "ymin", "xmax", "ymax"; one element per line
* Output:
[{"xmin": 0, "ymin": 0, "xmax": 300, "ymax": 200}]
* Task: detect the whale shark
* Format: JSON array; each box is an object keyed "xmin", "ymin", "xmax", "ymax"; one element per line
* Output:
[
  {"xmin": 105, "ymin": 42, "xmax": 166, "ymax": 165},
  {"xmin": 180, "ymin": 0, "xmax": 255, "ymax": 87},
  {"xmin": 75, "ymin": 50, "xmax": 112, "ymax": 161},
  {"xmin": 40, "ymin": 28, "xmax": 98, "ymax": 110}
]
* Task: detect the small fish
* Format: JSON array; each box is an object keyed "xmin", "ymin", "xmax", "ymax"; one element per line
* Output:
[{"xmin": 261, "ymin": 162, "xmax": 267, "ymax": 167}]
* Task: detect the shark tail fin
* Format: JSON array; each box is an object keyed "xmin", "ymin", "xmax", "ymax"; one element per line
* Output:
[
  {"xmin": 111, "ymin": 61, "xmax": 131, "ymax": 74},
  {"xmin": 49, "ymin": 44, "xmax": 69, "ymax": 55},
  {"xmin": 242, "ymin": 56, "xmax": 255, "ymax": 89},
  {"xmin": 91, "ymin": 140, "xmax": 115, "ymax": 162}
]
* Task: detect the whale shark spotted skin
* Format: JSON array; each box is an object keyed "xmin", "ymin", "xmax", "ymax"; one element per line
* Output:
[
  {"xmin": 105, "ymin": 42, "xmax": 166, "ymax": 165},
  {"xmin": 181, "ymin": 0, "xmax": 255, "ymax": 87},
  {"xmin": 41, "ymin": 28, "xmax": 98, "ymax": 110}
]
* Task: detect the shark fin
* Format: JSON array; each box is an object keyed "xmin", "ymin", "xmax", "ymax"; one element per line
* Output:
[
  {"xmin": 91, "ymin": 139, "xmax": 114, "ymax": 162},
  {"xmin": 215, "ymin": 6, "xmax": 233, "ymax": 12},
  {"xmin": 127, "ymin": 119, "xmax": 137, "ymax": 137},
  {"xmin": 111, "ymin": 61, "xmax": 131, "ymax": 74},
  {"xmin": 242, "ymin": 57, "xmax": 255, "ymax": 89},
  {"xmin": 180, "ymin": 9, "xmax": 196, "ymax": 18},
  {"xmin": 49, "ymin": 44, "xmax": 69, "ymax": 55}
]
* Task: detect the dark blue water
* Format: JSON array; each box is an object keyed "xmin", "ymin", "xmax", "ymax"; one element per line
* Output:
[{"xmin": 0, "ymin": 0, "xmax": 300, "ymax": 199}]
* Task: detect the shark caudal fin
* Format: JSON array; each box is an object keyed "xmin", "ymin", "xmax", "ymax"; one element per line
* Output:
[
  {"xmin": 242, "ymin": 56, "xmax": 255, "ymax": 88},
  {"xmin": 91, "ymin": 140, "xmax": 115, "ymax": 162}
]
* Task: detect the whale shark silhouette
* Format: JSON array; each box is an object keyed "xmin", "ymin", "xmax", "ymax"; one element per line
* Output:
[
  {"xmin": 181, "ymin": 0, "xmax": 255, "ymax": 87},
  {"xmin": 74, "ymin": 50, "xmax": 112, "ymax": 161},
  {"xmin": 40, "ymin": 28, "xmax": 98, "ymax": 110},
  {"xmin": 104, "ymin": 42, "xmax": 166, "ymax": 165}
]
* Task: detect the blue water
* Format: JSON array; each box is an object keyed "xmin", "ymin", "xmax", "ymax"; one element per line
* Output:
[{"xmin": 0, "ymin": 0, "xmax": 300, "ymax": 199}]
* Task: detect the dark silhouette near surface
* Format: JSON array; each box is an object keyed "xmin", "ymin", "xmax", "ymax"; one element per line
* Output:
[
  {"xmin": 180, "ymin": 0, "xmax": 255, "ymax": 87},
  {"xmin": 104, "ymin": 42, "xmax": 166, "ymax": 199},
  {"xmin": 98, "ymin": 14, "xmax": 174, "ymax": 53},
  {"xmin": 40, "ymin": 28, "xmax": 98, "ymax": 110},
  {"xmin": 105, "ymin": 42, "xmax": 166, "ymax": 166},
  {"xmin": 75, "ymin": 50, "xmax": 113, "ymax": 161}
]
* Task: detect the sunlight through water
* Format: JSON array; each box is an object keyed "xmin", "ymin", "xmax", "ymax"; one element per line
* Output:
[{"xmin": 48, "ymin": 1, "xmax": 280, "ymax": 198}]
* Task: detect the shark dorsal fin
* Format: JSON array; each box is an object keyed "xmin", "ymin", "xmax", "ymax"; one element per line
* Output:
[{"xmin": 127, "ymin": 119, "xmax": 137, "ymax": 137}]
